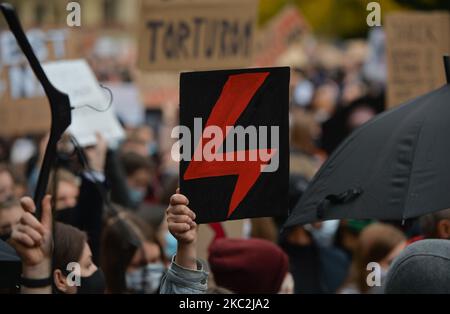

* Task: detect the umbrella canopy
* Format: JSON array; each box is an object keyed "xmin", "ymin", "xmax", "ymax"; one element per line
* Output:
[{"xmin": 284, "ymin": 60, "xmax": 450, "ymax": 228}]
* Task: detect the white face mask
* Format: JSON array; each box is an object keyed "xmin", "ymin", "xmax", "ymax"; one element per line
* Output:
[{"xmin": 125, "ymin": 262, "xmax": 165, "ymax": 294}]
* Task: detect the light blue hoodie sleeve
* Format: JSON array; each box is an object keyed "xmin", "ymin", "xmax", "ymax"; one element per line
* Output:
[{"xmin": 159, "ymin": 256, "xmax": 209, "ymax": 294}]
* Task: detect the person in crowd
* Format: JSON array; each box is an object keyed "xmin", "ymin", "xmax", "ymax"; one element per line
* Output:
[
  {"xmin": 0, "ymin": 164, "xmax": 15, "ymax": 203},
  {"xmin": 48, "ymin": 169, "xmax": 80, "ymax": 214},
  {"xmin": 133, "ymin": 125, "xmax": 158, "ymax": 158},
  {"xmin": 289, "ymin": 110, "xmax": 325, "ymax": 180},
  {"xmin": 136, "ymin": 203, "xmax": 177, "ymax": 260},
  {"xmin": 0, "ymin": 237, "xmax": 21, "ymax": 293},
  {"xmin": 119, "ymin": 152, "xmax": 154, "ymax": 209},
  {"xmin": 279, "ymin": 174, "xmax": 349, "ymax": 294},
  {"xmin": 248, "ymin": 217, "xmax": 279, "ymax": 243},
  {"xmin": 310, "ymin": 81, "xmax": 339, "ymax": 122},
  {"xmin": 120, "ymin": 134, "xmax": 149, "ymax": 158},
  {"xmin": 280, "ymin": 223, "xmax": 349, "ymax": 294},
  {"xmin": 339, "ymin": 223, "xmax": 406, "ymax": 294},
  {"xmin": 7, "ymin": 191, "xmax": 209, "ymax": 294},
  {"xmin": 419, "ymin": 208, "xmax": 450, "ymax": 240},
  {"xmin": 101, "ymin": 211, "xmax": 166, "ymax": 293},
  {"xmin": 385, "ymin": 239, "xmax": 450, "ymax": 294},
  {"xmin": 44, "ymin": 134, "xmax": 107, "ymax": 263},
  {"xmin": 160, "ymin": 190, "xmax": 209, "ymax": 294},
  {"xmin": 0, "ymin": 198, "xmax": 23, "ymax": 239},
  {"xmin": 7, "ymin": 195, "xmax": 54, "ymax": 294},
  {"xmin": 6, "ymin": 195, "xmax": 104, "ymax": 294},
  {"xmin": 208, "ymin": 237, "xmax": 292, "ymax": 294},
  {"xmin": 321, "ymin": 95, "xmax": 383, "ymax": 155},
  {"xmin": 52, "ymin": 222, "xmax": 105, "ymax": 294},
  {"xmin": 334, "ymin": 219, "xmax": 374, "ymax": 257}
]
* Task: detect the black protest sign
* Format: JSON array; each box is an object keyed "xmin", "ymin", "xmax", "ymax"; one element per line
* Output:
[{"xmin": 179, "ymin": 67, "xmax": 290, "ymax": 224}]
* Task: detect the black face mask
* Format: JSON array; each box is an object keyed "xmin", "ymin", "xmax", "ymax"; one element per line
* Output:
[
  {"xmin": 77, "ymin": 268, "xmax": 106, "ymax": 294},
  {"xmin": 54, "ymin": 206, "xmax": 78, "ymax": 225}
]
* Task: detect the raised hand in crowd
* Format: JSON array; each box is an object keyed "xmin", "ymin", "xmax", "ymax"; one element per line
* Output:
[
  {"xmin": 160, "ymin": 189, "xmax": 208, "ymax": 294},
  {"xmin": 8, "ymin": 195, "xmax": 52, "ymax": 294},
  {"xmin": 166, "ymin": 189, "xmax": 197, "ymax": 270},
  {"xmin": 84, "ymin": 133, "xmax": 108, "ymax": 174}
]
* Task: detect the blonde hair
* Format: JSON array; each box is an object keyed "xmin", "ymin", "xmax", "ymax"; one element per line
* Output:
[{"xmin": 47, "ymin": 169, "xmax": 81, "ymax": 194}]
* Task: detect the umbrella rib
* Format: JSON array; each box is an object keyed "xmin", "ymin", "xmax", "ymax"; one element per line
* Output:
[{"xmin": 400, "ymin": 115, "xmax": 427, "ymax": 221}]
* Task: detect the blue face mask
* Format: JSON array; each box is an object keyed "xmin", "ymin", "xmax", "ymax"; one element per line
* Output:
[
  {"xmin": 128, "ymin": 188, "xmax": 145, "ymax": 205},
  {"xmin": 126, "ymin": 262, "xmax": 165, "ymax": 294},
  {"xmin": 148, "ymin": 142, "xmax": 158, "ymax": 156},
  {"xmin": 164, "ymin": 231, "xmax": 178, "ymax": 259}
]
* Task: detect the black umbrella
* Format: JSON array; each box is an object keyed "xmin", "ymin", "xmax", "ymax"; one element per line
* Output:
[{"xmin": 284, "ymin": 56, "xmax": 450, "ymax": 228}]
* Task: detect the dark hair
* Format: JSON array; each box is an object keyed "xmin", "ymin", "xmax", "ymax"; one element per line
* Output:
[
  {"xmin": 53, "ymin": 222, "xmax": 87, "ymax": 273},
  {"xmin": 120, "ymin": 152, "xmax": 154, "ymax": 177},
  {"xmin": 0, "ymin": 163, "xmax": 13, "ymax": 175},
  {"xmin": 347, "ymin": 223, "xmax": 405, "ymax": 293},
  {"xmin": 100, "ymin": 211, "xmax": 164, "ymax": 294},
  {"xmin": 420, "ymin": 208, "xmax": 450, "ymax": 238},
  {"xmin": 0, "ymin": 163, "xmax": 14, "ymax": 186},
  {"xmin": 0, "ymin": 198, "xmax": 19, "ymax": 211},
  {"xmin": 136, "ymin": 203, "xmax": 166, "ymax": 230}
]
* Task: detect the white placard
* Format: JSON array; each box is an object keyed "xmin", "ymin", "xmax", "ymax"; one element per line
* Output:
[{"xmin": 43, "ymin": 59, "xmax": 125, "ymax": 146}]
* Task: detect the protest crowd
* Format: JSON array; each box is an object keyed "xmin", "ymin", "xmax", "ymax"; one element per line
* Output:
[{"xmin": 1, "ymin": 0, "xmax": 450, "ymax": 296}]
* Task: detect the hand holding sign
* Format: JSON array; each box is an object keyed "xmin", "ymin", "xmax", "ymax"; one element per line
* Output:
[{"xmin": 167, "ymin": 189, "xmax": 198, "ymax": 270}]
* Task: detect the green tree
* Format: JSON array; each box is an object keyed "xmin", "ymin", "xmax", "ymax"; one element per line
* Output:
[{"xmin": 259, "ymin": 0, "xmax": 408, "ymax": 38}]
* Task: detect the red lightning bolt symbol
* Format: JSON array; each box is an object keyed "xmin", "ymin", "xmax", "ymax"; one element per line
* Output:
[{"xmin": 183, "ymin": 72, "xmax": 276, "ymax": 218}]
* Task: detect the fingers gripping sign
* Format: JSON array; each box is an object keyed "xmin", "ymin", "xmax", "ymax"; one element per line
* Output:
[
  {"xmin": 166, "ymin": 189, "xmax": 199, "ymax": 270},
  {"xmin": 167, "ymin": 190, "xmax": 197, "ymax": 243}
]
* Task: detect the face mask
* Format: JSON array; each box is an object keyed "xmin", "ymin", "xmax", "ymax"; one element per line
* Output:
[
  {"xmin": 148, "ymin": 142, "xmax": 158, "ymax": 156},
  {"xmin": 125, "ymin": 262, "xmax": 165, "ymax": 294},
  {"xmin": 77, "ymin": 268, "xmax": 106, "ymax": 294},
  {"xmin": 128, "ymin": 188, "xmax": 145, "ymax": 205},
  {"xmin": 55, "ymin": 206, "xmax": 78, "ymax": 225},
  {"xmin": 306, "ymin": 220, "xmax": 340, "ymax": 247},
  {"xmin": 164, "ymin": 231, "xmax": 177, "ymax": 259}
]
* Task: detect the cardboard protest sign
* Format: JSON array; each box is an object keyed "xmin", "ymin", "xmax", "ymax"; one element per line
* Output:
[
  {"xmin": 106, "ymin": 83, "xmax": 145, "ymax": 127},
  {"xmin": 385, "ymin": 12, "xmax": 450, "ymax": 108},
  {"xmin": 0, "ymin": 28, "xmax": 76, "ymax": 136},
  {"xmin": 254, "ymin": 4, "xmax": 310, "ymax": 66},
  {"xmin": 179, "ymin": 67, "xmax": 290, "ymax": 223},
  {"xmin": 137, "ymin": 0, "xmax": 258, "ymax": 71},
  {"xmin": 43, "ymin": 59, "xmax": 125, "ymax": 146},
  {"xmin": 136, "ymin": 71, "xmax": 179, "ymax": 108}
]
